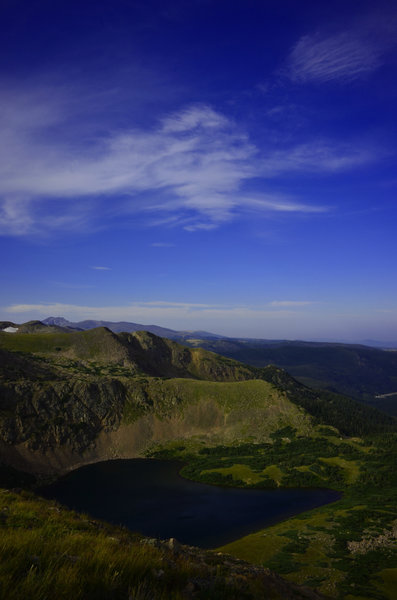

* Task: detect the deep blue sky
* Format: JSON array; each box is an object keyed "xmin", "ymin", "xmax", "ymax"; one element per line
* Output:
[{"xmin": 1, "ymin": 0, "xmax": 397, "ymax": 341}]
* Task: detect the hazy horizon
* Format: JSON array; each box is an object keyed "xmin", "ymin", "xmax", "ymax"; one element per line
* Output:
[
  {"xmin": 3, "ymin": 313, "xmax": 397, "ymax": 347},
  {"xmin": 1, "ymin": 1, "xmax": 396, "ymax": 342}
]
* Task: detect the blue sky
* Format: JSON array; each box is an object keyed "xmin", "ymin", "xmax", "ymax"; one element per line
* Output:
[{"xmin": 1, "ymin": 0, "xmax": 397, "ymax": 341}]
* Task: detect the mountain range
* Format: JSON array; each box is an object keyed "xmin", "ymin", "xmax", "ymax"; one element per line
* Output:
[
  {"xmin": 5, "ymin": 317, "xmax": 395, "ymax": 416},
  {"xmin": 0, "ymin": 321, "xmax": 396, "ymax": 599},
  {"xmin": 42, "ymin": 316, "xmax": 223, "ymax": 339},
  {"xmin": 1, "ymin": 322, "xmax": 395, "ymax": 473}
]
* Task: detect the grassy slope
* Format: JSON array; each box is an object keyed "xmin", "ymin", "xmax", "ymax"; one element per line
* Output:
[
  {"xmin": 0, "ymin": 329, "xmax": 131, "ymax": 365},
  {"xmin": 6, "ymin": 324, "xmax": 397, "ymax": 411},
  {"xmin": 1, "ymin": 329, "xmax": 395, "ymax": 444},
  {"xmin": 182, "ymin": 339, "xmax": 397, "ymax": 413},
  {"xmin": 122, "ymin": 378, "xmax": 314, "ymax": 444},
  {"xmin": 153, "ymin": 432, "xmax": 396, "ymax": 600},
  {"xmin": 1, "ymin": 488, "xmax": 324, "ymax": 600},
  {"xmin": 0, "ymin": 343, "xmax": 315, "ymax": 458}
]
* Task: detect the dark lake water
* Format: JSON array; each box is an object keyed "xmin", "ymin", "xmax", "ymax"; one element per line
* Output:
[{"xmin": 39, "ymin": 459, "xmax": 340, "ymax": 548}]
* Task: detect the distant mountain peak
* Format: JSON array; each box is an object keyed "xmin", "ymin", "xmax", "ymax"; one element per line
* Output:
[
  {"xmin": 40, "ymin": 316, "xmax": 222, "ymax": 340},
  {"xmin": 43, "ymin": 317, "xmax": 72, "ymax": 327}
]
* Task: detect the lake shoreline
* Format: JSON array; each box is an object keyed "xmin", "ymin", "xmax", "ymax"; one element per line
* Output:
[{"xmin": 38, "ymin": 458, "xmax": 341, "ymax": 549}]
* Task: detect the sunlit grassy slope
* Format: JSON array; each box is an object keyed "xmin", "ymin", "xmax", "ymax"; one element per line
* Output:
[{"xmin": 182, "ymin": 337, "xmax": 397, "ymax": 415}]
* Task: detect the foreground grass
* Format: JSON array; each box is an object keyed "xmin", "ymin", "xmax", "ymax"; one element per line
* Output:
[
  {"xmin": 0, "ymin": 487, "xmax": 318, "ymax": 600},
  {"xmin": 0, "ymin": 489, "xmax": 173, "ymax": 600}
]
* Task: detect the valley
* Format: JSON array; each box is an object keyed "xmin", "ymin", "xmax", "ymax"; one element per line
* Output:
[{"xmin": 0, "ymin": 323, "xmax": 396, "ymax": 599}]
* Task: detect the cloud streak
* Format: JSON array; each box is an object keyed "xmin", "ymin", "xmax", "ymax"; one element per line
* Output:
[
  {"xmin": 269, "ymin": 300, "xmax": 315, "ymax": 307},
  {"xmin": 91, "ymin": 266, "xmax": 111, "ymax": 271},
  {"xmin": 0, "ymin": 87, "xmax": 377, "ymax": 236},
  {"xmin": 287, "ymin": 32, "xmax": 382, "ymax": 83},
  {"xmin": 5, "ymin": 299, "xmax": 316, "ymax": 320},
  {"xmin": 286, "ymin": 14, "xmax": 397, "ymax": 84}
]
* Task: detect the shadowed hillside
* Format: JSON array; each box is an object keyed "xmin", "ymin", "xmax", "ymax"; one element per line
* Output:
[
  {"xmin": 181, "ymin": 338, "xmax": 397, "ymax": 415},
  {"xmin": 0, "ymin": 327, "xmax": 395, "ymax": 475},
  {"xmin": 12, "ymin": 317, "xmax": 397, "ymax": 415}
]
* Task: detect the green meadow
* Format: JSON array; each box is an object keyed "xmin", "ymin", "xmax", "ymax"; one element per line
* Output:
[{"xmin": 150, "ymin": 431, "xmax": 397, "ymax": 600}]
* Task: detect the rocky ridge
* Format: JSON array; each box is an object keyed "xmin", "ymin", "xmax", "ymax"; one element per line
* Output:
[{"xmin": 0, "ymin": 325, "xmax": 395, "ymax": 476}]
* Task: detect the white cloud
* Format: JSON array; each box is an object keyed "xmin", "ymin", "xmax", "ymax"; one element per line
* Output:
[
  {"xmin": 0, "ymin": 87, "xmax": 378, "ymax": 237},
  {"xmin": 243, "ymin": 196, "xmax": 328, "ymax": 214},
  {"xmin": 262, "ymin": 142, "xmax": 374, "ymax": 174},
  {"xmin": 0, "ymin": 198, "xmax": 34, "ymax": 237},
  {"xmin": 286, "ymin": 11, "xmax": 397, "ymax": 85},
  {"xmin": 287, "ymin": 32, "xmax": 382, "ymax": 83},
  {"xmin": 183, "ymin": 222, "xmax": 219, "ymax": 232},
  {"xmin": 269, "ymin": 301, "xmax": 315, "ymax": 307},
  {"xmin": 161, "ymin": 105, "xmax": 230, "ymax": 133},
  {"xmin": 91, "ymin": 266, "xmax": 111, "ymax": 271},
  {"xmin": 4, "ymin": 300, "xmax": 308, "ymax": 322}
]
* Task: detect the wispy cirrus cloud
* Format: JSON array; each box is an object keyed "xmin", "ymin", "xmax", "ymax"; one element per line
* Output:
[
  {"xmin": 161, "ymin": 105, "xmax": 230, "ymax": 133},
  {"xmin": 286, "ymin": 13, "xmax": 397, "ymax": 84},
  {"xmin": 262, "ymin": 142, "xmax": 374, "ymax": 173},
  {"xmin": 287, "ymin": 32, "xmax": 382, "ymax": 83},
  {"xmin": 91, "ymin": 266, "xmax": 111, "ymax": 271},
  {"xmin": 269, "ymin": 300, "xmax": 315, "ymax": 307},
  {"xmin": 0, "ymin": 85, "xmax": 378, "ymax": 237},
  {"xmin": 4, "ymin": 300, "xmax": 315, "ymax": 323}
]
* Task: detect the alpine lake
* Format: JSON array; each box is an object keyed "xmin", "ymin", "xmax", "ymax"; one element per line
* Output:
[{"xmin": 39, "ymin": 459, "xmax": 340, "ymax": 548}]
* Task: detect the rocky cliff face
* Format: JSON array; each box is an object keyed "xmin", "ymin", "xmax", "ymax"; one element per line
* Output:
[
  {"xmin": 0, "ymin": 329, "xmax": 313, "ymax": 475},
  {"xmin": 121, "ymin": 330, "xmax": 257, "ymax": 380},
  {"xmin": 0, "ymin": 376, "xmax": 125, "ymax": 450},
  {"xmin": 1, "ymin": 327, "xmax": 394, "ymax": 476}
]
